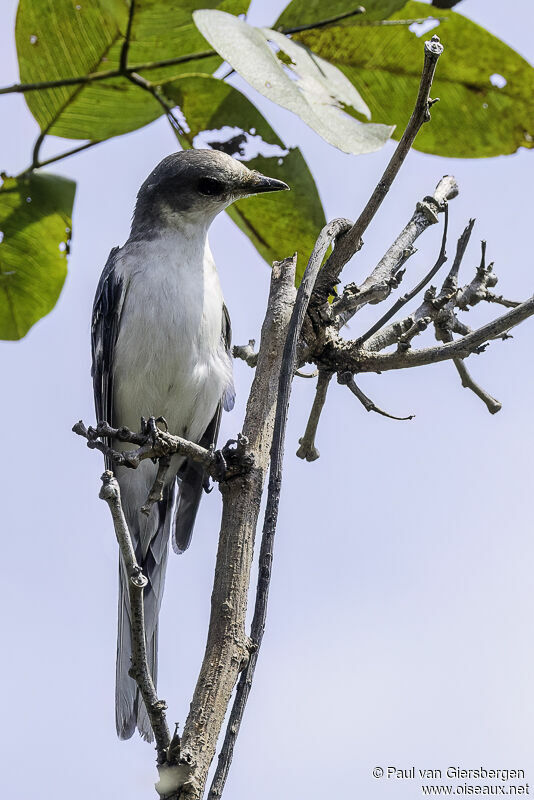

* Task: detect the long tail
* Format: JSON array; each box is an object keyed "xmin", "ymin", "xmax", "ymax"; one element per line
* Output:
[{"xmin": 115, "ymin": 480, "xmax": 175, "ymax": 741}]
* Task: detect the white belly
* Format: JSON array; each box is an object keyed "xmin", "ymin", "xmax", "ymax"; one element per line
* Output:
[{"xmin": 112, "ymin": 233, "xmax": 232, "ymax": 445}]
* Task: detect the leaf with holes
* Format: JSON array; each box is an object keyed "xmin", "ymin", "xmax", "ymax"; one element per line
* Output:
[
  {"xmin": 275, "ymin": 0, "xmax": 408, "ymax": 31},
  {"xmin": 0, "ymin": 173, "xmax": 75, "ymax": 340},
  {"xmin": 16, "ymin": 0, "xmax": 249, "ymax": 142},
  {"xmin": 162, "ymin": 75, "xmax": 325, "ymax": 282},
  {"xmin": 193, "ymin": 10, "xmax": 393, "ymax": 155},
  {"xmin": 295, "ymin": 0, "xmax": 534, "ymax": 157}
]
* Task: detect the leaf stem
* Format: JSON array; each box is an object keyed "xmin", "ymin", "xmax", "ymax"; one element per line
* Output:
[
  {"xmin": 0, "ymin": 51, "xmax": 217, "ymax": 95},
  {"xmin": 120, "ymin": 0, "xmax": 136, "ymax": 73}
]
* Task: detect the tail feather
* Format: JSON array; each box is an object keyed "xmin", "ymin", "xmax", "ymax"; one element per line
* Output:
[
  {"xmin": 136, "ymin": 631, "xmax": 158, "ymax": 742},
  {"xmin": 172, "ymin": 465, "xmax": 204, "ymax": 555},
  {"xmin": 116, "ymin": 573, "xmax": 137, "ymax": 740}
]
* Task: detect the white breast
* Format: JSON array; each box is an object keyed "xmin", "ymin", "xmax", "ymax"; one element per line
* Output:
[{"xmin": 112, "ymin": 228, "xmax": 232, "ymax": 444}]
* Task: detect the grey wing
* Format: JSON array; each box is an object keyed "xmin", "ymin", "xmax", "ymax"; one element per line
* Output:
[
  {"xmin": 91, "ymin": 246, "xmax": 124, "ymax": 461},
  {"xmin": 171, "ymin": 303, "xmax": 235, "ymax": 554}
]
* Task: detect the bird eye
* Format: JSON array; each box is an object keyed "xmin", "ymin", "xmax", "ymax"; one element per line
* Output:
[{"xmin": 197, "ymin": 177, "xmax": 224, "ymax": 196}]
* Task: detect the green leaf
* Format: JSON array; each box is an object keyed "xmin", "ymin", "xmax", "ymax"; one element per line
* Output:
[
  {"xmin": 15, "ymin": 0, "xmax": 248, "ymax": 141},
  {"xmin": 0, "ymin": 173, "xmax": 76, "ymax": 340},
  {"xmin": 295, "ymin": 0, "xmax": 534, "ymax": 157},
  {"xmin": 193, "ymin": 10, "xmax": 393, "ymax": 155},
  {"xmin": 275, "ymin": 0, "xmax": 408, "ymax": 30},
  {"xmin": 162, "ymin": 74, "xmax": 326, "ymax": 281}
]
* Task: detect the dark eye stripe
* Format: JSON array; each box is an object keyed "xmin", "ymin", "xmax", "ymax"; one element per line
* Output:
[{"xmin": 197, "ymin": 177, "xmax": 224, "ymax": 196}]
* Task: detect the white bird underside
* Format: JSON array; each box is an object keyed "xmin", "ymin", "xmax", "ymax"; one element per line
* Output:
[{"xmin": 113, "ymin": 228, "xmax": 232, "ymax": 539}]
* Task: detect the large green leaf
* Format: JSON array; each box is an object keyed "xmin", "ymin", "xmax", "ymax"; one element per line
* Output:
[
  {"xmin": 296, "ymin": 1, "xmax": 534, "ymax": 157},
  {"xmin": 193, "ymin": 10, "xmax": 393, "ymax": 155},
  {"xmin": 15, "ymin": 0, "xmax": 248, "ymax": 141},
  {"xmin": 0, "ymin": 173, "xmax": 75, "ymax": 340},
  {"xmin": 275, "ymin": 0, "xmax": 408, "ymax": 30},
  {"xmin": 162, "ymin": 74, "xmax": 325, "ymax": 281}
]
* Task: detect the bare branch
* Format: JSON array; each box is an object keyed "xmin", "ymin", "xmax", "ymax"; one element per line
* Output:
[
  {"xmin": 441, "ymin": 218, "xmax": 475, "ymax": 293},
  {"xmin": 452, "ymin": 358, "xmax": 502, "ymax": 414},
  {"xmin": 323, "ymin": 296, "xmax": 534, "ymax": 374},
  {"xmin": 332, "ymin": 176, "xmax": 456, "ymax": 326},
  {"xmin": 141, "ymin": 455, "xmax": 172, "ymax": 516},
  {"xmin": 296, "ymin": 369, "xmax": 332, "ymax": 461},
  {"xmin": 73, "ymin": 419, "xmax": 216, "ymax": 473},
  {"xmin": 397, "ymin": 315, "xmax": 433, "ymax": 350},
  {"xmin": 485, "ymin": 292, "xmax": 520, "ymax": 309},
  {"xmin": 338, "ymin": 372, "xmax": 415, "ymax": 421},
  {"xmin": 99, "ymin": 472, "xmax": 171, "ymax": 764},
  {"xmin": 355, "ymin": 204, "xmax": 449, "ymax": 344},
  {"xmin": 312, "ymin": 35, "xmax": 445, "ymax": 304}
]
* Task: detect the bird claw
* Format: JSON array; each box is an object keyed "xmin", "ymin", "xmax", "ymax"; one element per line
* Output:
[
  {"xmin": 210, "ymin": 435, "xmax": 253, "ymax": 482},
  {"xmin": 141, "ymin": 415, "xmax": 168, "ymax": 447},
  {"xmin": 212, "ymin": 449, "xmax": 228, "ymax": 482}
]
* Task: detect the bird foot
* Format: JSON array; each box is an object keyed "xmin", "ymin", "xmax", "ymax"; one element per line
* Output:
[{"xmin": 210, "ymin": 434, "xmax": 254, "ymax": 482}]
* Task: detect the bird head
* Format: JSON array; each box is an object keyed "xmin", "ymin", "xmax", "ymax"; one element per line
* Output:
[{"xmin": 132, "ymin": 149, "xmax": 289, "ymax": 235}]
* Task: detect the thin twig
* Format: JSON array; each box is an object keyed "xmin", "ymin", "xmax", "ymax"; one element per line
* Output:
[
  {"xmin": 120, "ymin": 0, "xmax": 136, "ymax": 73},
  {"xmin": 353, "ymin": 16, "xmax": 447, "ymax": 26},
  {"xmin": 332, "ymin": 175, "xmax": 457, "ymax": 327},
  {"xmin": 278, "ymin": 6, "xmax": 365, "ymax": 34},
  {"xmin": 452, "ymin": 358, "xmax": 501, "ymax": 414},
  {"xmin": 324, "ymin": 295, "xmax": 534, "ymax": 373},
  {"xmin": 485, "ymin": 292, "xmax": 520, "ymax": 309},
  {"xmin": 31, "ymin": 130, "xmax": 47, "ymax": 170},
  {"xmin": 296, "ymin": 369, "xmax": 332, "ymax": 461},
  {"xmin": 441, "ymin": 218, "xmax": 475, "ymax": 291},
  {"xmin": 209, "ymin": 220, "xmax": 349, "ymax": 799},
  {"xmin": 99, "ymin": 472, "xmax": 171, "ymax": 764},
  {"xmin": 338, "ymin": 372, "xmax": 415, "ymax": 420},
  {"xmin": 18, "ymin": 140, "xmax": 102, "ymax": 174},
  {"xmin": 127, "ymin": 73, "xmax": 185, "ymax": 136},
  {"xmin": 0, "ymin": 51, "xmax": 217, "ymax": 95},
  {"xmin": 72, "ymin": 419, "xmax": 216, "ymax": 472},
  {"xmin": 356, "ymin": 205, "xmax": 449, "ymax": 345},
  {"xmin": 312, "ymin": 35, "xmax": 445, "ymax": 304},
  {"xmin": 141, "ymin": 455, "xmax": 172, "ymax": 516}
]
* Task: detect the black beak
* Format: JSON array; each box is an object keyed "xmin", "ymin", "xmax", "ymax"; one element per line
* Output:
[{"xmin": 248, "ymin": 173, "xmax": 290, "ymax": 194}]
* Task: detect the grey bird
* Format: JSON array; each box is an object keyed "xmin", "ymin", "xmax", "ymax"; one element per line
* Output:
[{"xmin": 91, "ymin": 149, "xmax": 289, "ymax": 741}]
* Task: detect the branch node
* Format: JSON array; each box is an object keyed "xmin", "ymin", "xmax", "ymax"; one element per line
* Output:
[{"xmin": 233, "ymin": 339, "xmax": 258, "ymax": 367}]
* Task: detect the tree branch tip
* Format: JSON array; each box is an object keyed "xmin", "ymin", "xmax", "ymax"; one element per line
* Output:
[
  {"xmin": 426, "ymin": 34, "xmax": 444, "ymax": 57},
  {"xmin": 99, "ymin": 471, "xmax": 119, "ymax": 501},
  {"xmin": 72, "ymin": 419, "xmax": 87, "ymax": 436},
  {"xmin": 296, "ymin": 439, "xmax": 320, "ymax": 461}
]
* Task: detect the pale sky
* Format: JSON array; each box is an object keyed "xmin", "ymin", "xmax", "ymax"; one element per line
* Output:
[{"xmin": 2, "ymin": 1, "xmax": 534, "ymax": 798}]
